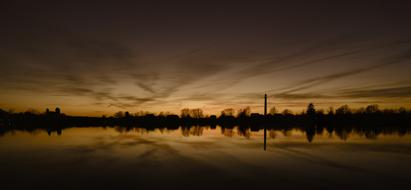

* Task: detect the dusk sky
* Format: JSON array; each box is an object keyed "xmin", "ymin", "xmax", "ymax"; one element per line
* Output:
[{"xmin": 1, "ymin": 1, "xmax": 411, "ymax": 116}]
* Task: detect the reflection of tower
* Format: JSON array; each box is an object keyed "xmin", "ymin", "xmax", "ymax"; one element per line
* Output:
[{"xmin": 264, "ymin": 94, "xmax": 267, "ymax": 151}]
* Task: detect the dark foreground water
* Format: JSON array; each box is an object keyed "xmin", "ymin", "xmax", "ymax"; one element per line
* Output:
[{"xmin": 1, "ymin": 126, "xmax": 411, "ymax": 190}]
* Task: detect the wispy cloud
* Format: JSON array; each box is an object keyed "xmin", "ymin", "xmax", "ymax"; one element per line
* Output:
[
  {"xmin": 339, "ymin": 86, "xmax": 411, "ymax": 98},
  {"xmin": 135, "ymin": 82, "xmax": 156, "ymax": 94},
  {"xmin": 272, "ymin": 93, "xmax": 331, "ymax": 100},
  {"xmin": 271, "ymin": 48, "xmax": 411, "ymax": 94}
]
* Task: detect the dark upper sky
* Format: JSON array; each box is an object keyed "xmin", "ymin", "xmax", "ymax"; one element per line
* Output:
[{"xmin": 1, "ymin": 0, "xmax": 411, "ymax": 115}]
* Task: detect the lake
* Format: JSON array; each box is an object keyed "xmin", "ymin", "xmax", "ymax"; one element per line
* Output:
[{"xmin": 1, "ymin": 126, "xmax": 411, "ymax": 189}]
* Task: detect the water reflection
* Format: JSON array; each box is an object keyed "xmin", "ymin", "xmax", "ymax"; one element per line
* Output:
[
  {"xmin": 1, "ymin": 125, "xmax": 411, "ymax": 151},
  {"xmin": 1, "ymin": 125, "xmax": 411, "ymax": 189}
]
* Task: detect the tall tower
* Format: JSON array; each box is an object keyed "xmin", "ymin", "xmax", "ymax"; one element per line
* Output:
[{"xmin": 264, "ymin": 94, "xmax": 267, "ymax": 116}]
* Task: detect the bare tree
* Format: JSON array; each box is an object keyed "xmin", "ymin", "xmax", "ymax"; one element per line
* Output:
[
  {"xmin": 336, "ymin": 105, "xmax": 351, "ymax": 115},
  {"xmin": 181, "ymin": 108, "xmax": 190, "ymax": 118},
  {"xmin": 269, "ymin": 106, "xmax": 277, "ymax": 115},
  {"xmin": 237, "ymin": 107, "xmax": 251, "ymax": 117},
  {"xmin": 114, "ymin": 111, "xmax": 124, "ymax": 118},
  {"xmin": 282, "ymin": 109, "xmax": 293, "ymax": 115},
  {"xmin": 365, "ymin": 104, "xmax": 380, "ymax": 114},
  {"xmin": 327, "ymin": 107, "xmax": 335, "ymax": 115},
  {"xmin": 307, "ymin": 103, "xmax": 316, "ymax": 116},
  {"xmin": 190, "ymin": 108, "xmax": 204, "ymax": 119},
  {"xmin": 221, "ymin": 108, "xmax": 235, "ymax": 117}
]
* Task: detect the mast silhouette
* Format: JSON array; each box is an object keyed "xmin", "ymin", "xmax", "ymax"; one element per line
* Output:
[{"xmin": 264, "ymin": 94, "xmax": 267, "ymax": 116}]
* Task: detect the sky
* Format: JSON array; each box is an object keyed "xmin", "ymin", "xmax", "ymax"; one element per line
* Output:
[{"xmin": 1, "ymin": 0, "xmax": 411, "ymax": 116}]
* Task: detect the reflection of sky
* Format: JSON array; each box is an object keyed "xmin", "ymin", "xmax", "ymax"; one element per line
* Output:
[
  {"xmin": 1, "ymin": 127, "xmax": 411, "ymax": 189},
  {"xmin": 1, "ymin": 2, "xmax": 411, "ymax": 115}
]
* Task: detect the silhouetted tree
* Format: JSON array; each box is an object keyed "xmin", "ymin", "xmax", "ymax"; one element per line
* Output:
[
  {"xmin": 316, "ymin": 109, "xmax": 325, "ymax": 115},
  {"xmin": 306, "ymin": 103, "xmax": 316, "ymax": 117},
  {"xmin": 189, "ymin": 108, "xmax": 204, "ymax": 119},
  {"xmin": 282, "ymin": 109, "xmax": 293, "ymax": 115},
  {"xmin": 158, "ymin": 111, "xmax": 172, "ymax": 117},
  {"xmin": 181, "ymin": 108, "xmax": 190, "ymax": 118},
  {"xmin": 327, "ymin": 107, "xmax": 335, "ymax": 115},
  {"xmin": 0, "ymin": 109, "xmax": 6, "ymax": 116},
  {"xmin": 135, "ymin": 111, "xmax": 151, "ymax": 116},
  {"xmin": 336, "ymin": 105, "xmax": 351, "ymax": 115},
  {"xmin": 269, "ymin": 106, "xmax": 277, "ymax": 115},
  {"xmin": 356, "ymin": 107, "xmax": 366, "ymax": 114},
  {"xmin": 365, "ymin": 104, "xmax": 380, "ymax": 114},
  {"xmin": 55, "ymin": 107, "xmax": 61, "ymax": 114},
  {"xmin": 237, "ymin": 107, "xmax": 251, "ymax": 118},
  {"xmin": 221, "ymin": 108, "xmax": 235, "ymax": 117},
  {"xmin": 114, "ymin": 111, "xmax": 124, "ymax": 118},
  {"xmin": 25, "ymin": 108, "xmax": 40, "ymax": 115},
  {"xmin": 399, "ymin": 107, "xmax": 407, "ymax": 114}
]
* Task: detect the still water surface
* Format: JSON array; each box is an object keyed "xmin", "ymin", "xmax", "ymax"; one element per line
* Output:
[{"xmin": 1, "ymin": 126, "xmax": 411, "ymax": 189}]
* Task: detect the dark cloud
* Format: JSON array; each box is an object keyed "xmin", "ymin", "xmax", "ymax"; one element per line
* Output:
[
  {"xmin": 135, "ymin": 82, "xmax": 156, "ymax": 94},
  {"xmin": 57, "ymin": 87, "xmax": 94, "ymax": 96},
  {"xmin": 273, "ymin": 93, "xmax": 331, "ymax": 100},
  {"xmin": 340, "ymin": 86, "xmax": 411, "ymax": 98},
  {"xmin": 96, "ymin": 75, "xmax": 117, "ymax": 85},
  {"xmin": 54, "ymin": 85, "xmax": 156, "ymax": 109},
  {"xmin": 177, "ymin": 93, "xmax": 226, "ymax": 102},
  {"xmin": 118, "ymin": 96, "xmax": 155, "ymax": 105}
]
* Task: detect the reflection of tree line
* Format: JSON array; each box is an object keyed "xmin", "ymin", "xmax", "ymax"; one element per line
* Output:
[
  {"xmin": 1, "ymin": 125, "xmax": 410, "ymax": 143},
  {"xmin": 112, "ymin": 125, "xmax": 206, "ymax": 137},
  {"xmin": 1, "ymin": 104, "xmax": 411, "ymax": 140}
]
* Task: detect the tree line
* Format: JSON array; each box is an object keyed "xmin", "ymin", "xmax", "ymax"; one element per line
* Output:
[{"xmin": 0, "ymin": 104, "xmax": 411, "ymax": 129}]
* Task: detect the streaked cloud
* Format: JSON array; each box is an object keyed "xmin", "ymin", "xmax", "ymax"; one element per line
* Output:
[{"xmin": 1, "ymin": 1, "xmax": 411, "ymax": 115}]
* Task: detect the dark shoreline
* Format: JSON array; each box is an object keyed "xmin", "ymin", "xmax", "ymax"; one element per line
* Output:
[
  {"xmin": 2, "ymin": 111, "xmax": 411, "ymax": 127},
  {"xmin": 2, "ymin": 112, "xmax": 411, "ymax": 141}
]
